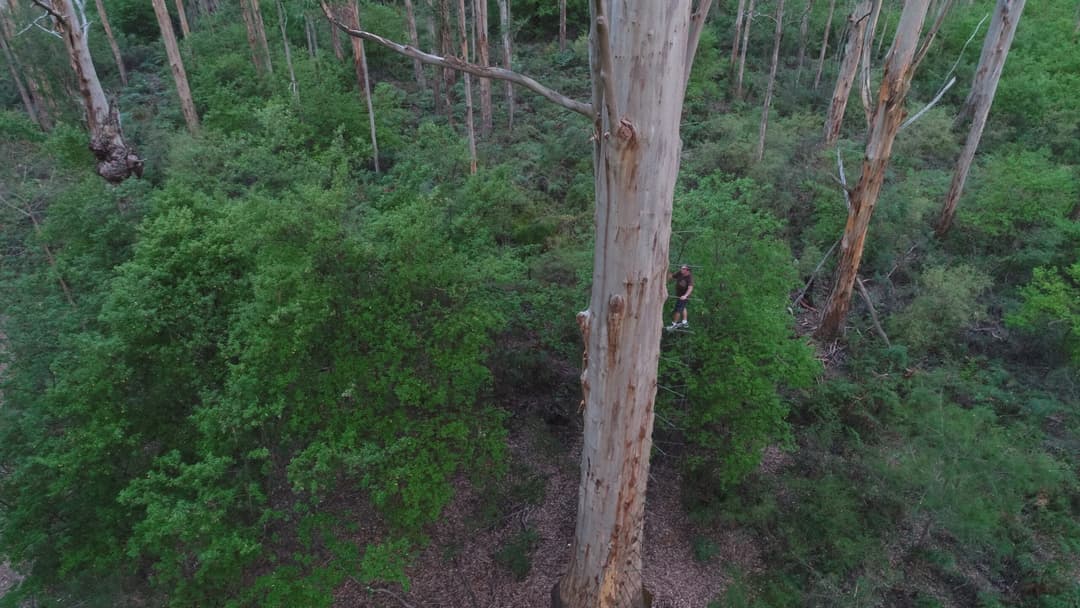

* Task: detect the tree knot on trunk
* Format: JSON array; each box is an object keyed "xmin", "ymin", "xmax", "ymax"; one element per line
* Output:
[{"xmin": 615, "ymin": 118, "xmax": 636, "ymax": 144}]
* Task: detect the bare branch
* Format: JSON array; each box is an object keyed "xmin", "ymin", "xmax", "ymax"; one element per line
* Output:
[
  {"xmin": 899, "ymin": 75, "xmax": 955, "ymax": 131},
  {"xmin": 29, "ymin": 0, "xmax": 64, "ymax": 22},
  {"xmin": 792, "ymin": 237, "xmax": 841, "ymax": 308},
  {"xmin": 16, "ymin": 12, "xmax": 58, "ymax": 37},
  {"xmin": 856, "ymin": 277, "xmax": 890, "ymax": 346},
  {"xmin": 836, "ymin": 145, "xmax": 851, "ymax": 212},
  {"xmin": 320, "ymin": 1, "xmax": 592, "ymax": 118}
]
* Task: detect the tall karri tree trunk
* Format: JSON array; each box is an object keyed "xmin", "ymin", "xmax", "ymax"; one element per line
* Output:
[
  {"xmin": 817, "ymin": 0, "xmax": 932, "ymax": 339},
  {"xmin": 497, "ymin": 0, "xmax": 513, "ymax": 130},
  {"xmin": 241, "ymin": 0, "xmax": 267, "ymax": 73},
  {"xmin": 731, "ymin": 0, "xmax": 747, "ymax": 66},
  {"xmin": 474, "ymin": 0, "xmax": 492, "ymax": 136},
  {"xmin": 558, "ymin": 0, "xmax": 566, "ymax": 50},
  {"xmin": 823, "ymin": 0, "xmax": 870, "ymax": 146},
  {"xmin": 92, "ymin": 0, "xmax": 127, "ymax": 84},
  {"xmin": 275, "ymin": 0, "xmax": 299, "ymax": 102},
  {"xmin": 324, "ymin": 1, "xmax": 715, "ymax": 604},
  {"xmin": 152, "ymin": 0, "xmax": 199, "ymax": 133},
  {"xmin": 344, "ymin": 0, "xmax": 379, "ymax": 172},
  {"xmin": 39, "ymin": 0, "xmax": 142, "ymax": 181},
  {"xmin": 758, "ymin": 0, "xmax": 785, "ymax": 161},
  {"xmin": 937, "ymin": 0, "xmax": 1025, "ymax": 236},
  {"xmin": 250, "ymin": 0, "xmax": 272, "ymax": 73},
  {"xmin": 796, "ymin": 0, "xmax": 813, "ymax": 79},
  {"xmin": 174, "ymin": 0, "xmax": 191, "ymax": 37}
]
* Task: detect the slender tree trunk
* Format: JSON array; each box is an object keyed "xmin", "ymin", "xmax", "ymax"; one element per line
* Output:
[
  {"xmin": 818, "ymin": 0, "xmax": 932, "ymax": 339},
  {"xmin": 937, "ymin": 0, "xmax": 1025, "ymax": 236},
  {"xmin": 275, "ymin": 0, "xmax": 299, "ymax": 102},
  {"xmin": 0, "ymin": 5, "xmax": 52, "ymax": 128},
  {"xmin": 813, "ymin": 0, "xmax": 836, "ymax": 88},
  {"xmin": 558, "ymin": 0, "xmax": 566, "ymax": 50},
  {"xmin": 330, "ymin": 10, "xmax": 344, "ymax": 59},
  {"xmin": 250, "ymin": 0, "xmax": 273, "ymax": 73},
  {"xmin": 403, "ymin": 0, "xmax": 426, "ymax": 89},
  {"xmin": 731, "ymin": 0, "xmax": 747, "ymax": 66},
  {"xmin": 0, "ymin": 25, "xmax": 40, "ymax": 127},
  {"xmin": 858, "ymin": 0, "xmax": 882, "ymax": 126},
  {"xmin": 823, "ymin": 0, "xmax": 870, "ymax": 146},
  {"xmin": 347, "ymin": 0, "xmax": 379, "ymax": 172},
  {"xmin": 497, "ymin": 0, "xmax": 513, "ymax": 130},
  {"xmin": 92, "ymin": 0, "xmax": 127, "ymax": 84},
  {"xmin": 758, "ymin": 0, "xmax": 785, "ymax": 161},
  {"xmin": 241, "ymin": 0, "xmax": 267, "ymax": 73},
  {"xmin": 49, "ymin": 0, "xmax": 142, "ymax": 181},
  {"xmin": 152, "ymin": 0, "xmax": 199, "ymax": 133},
  {"xmin": 174, "ymin": 0, "xmax": 191, "ymax": 37},
  {"xmin": 305, "ymin": 13, "xmax": 317, "ymax": 58},
  {"xmin": 474, "ymin": 0, "xmax": 492, "ymax": 136},
  {"xmin": 796, "ymin": 0, "xmax": 813, "ymax": 79},
  {"xmin": 426, "ymin": 1, "xmax": 443, "ymax": 111},
  {"xmin": 439, "ymin": 0, "xmax": 454, "ymax": 122},
  {"xmin": 456, "ymin": 0, "xmax": 476, "ymax": 172},
  {"xmin": 735, "ymin": 0, "xmax": 754, "ymax": 99}
]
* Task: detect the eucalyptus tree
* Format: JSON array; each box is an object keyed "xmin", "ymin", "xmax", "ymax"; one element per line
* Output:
[
  {"xmin": 324, "ymin": 0, "xmax": 716, "ymax": 604},
  {"xmin": 151, "ymin": 0, "xmax": 199, "ymax": 133}
]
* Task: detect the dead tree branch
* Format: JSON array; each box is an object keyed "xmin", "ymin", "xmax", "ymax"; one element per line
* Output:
[
  {"xmin": 856, "ymin": 277, "xmax": 890, "ymax": 346},
  {"xmin": 320, "ymin": 1, "xmax": 592, "ymax": 118}
]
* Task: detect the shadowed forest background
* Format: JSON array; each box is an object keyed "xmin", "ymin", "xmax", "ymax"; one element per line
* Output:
[{"xmin": 0, "ymin": 0, "xmax": 1078, "ymax": 606}]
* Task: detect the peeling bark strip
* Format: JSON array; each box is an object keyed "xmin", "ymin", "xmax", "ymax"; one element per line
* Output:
[
  {"xmin": 817, "ymin": 0, "xmax": 932, "ymax": 339},
  {"xmin": 152, "ymin": 0, "xmax": 199, "ymax": 134},
  {"xmin": 823, "ymin": 0, "xmax": 870, "ymax": 146},
  {"xmin": 938, "ymin": 0, "xmax": 1025, "ymax": 236},
  {"xmin": 36, "ymin": 0, "xmax": 142, "ymax": 181}
]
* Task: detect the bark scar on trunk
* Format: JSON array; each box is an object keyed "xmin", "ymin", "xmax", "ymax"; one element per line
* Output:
[
  {"xmin": 577, "ymin": 310, "xmax": 592, "ymax": 413},
  {"xmin": 606, "ymin": 294, "xmax": 625, "ymax": 365}
]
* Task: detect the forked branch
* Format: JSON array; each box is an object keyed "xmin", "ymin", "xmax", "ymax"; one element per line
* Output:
[
  {"xmin": 320, "ymin": 1, "xmax": 592, "ymax": 118},
  {"xmin": 684, "ymin": 0, "xmax": 716, "ymax": 87}
]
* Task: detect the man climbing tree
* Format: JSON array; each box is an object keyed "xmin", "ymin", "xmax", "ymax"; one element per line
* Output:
[{"xmin": 668, "ymin": 264, "xmax": 694, "ymax": 330}]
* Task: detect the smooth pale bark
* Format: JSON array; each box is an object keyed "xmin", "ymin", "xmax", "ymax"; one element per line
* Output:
[
  {"xmin": 823, "ymin": 0, "xmax": 870, "ymax": 146},
  {"xmin": 438, "ymin": 0, "xmax": 454, "ymax": 121},
  {"xmin": 346, "ymin": 0, "xmax": 379, "ymax": 172},
  {"xmin": 558, "ymin": 1, "xmax": 712, "ymax": 604},
  {"xmin": 305, "ymin": 13, "xmax": 317, "ymax": 58},
  {"xmin": 174, "ymin": 0, "xmax": 191, "ymax": 36},
  {"xmin": 858, "ymin": 0, "xmax": 882, "ymax": 126},
  {"xmin": 937, "ymin": 0, "xmax": 1025, "ymax": 236},
  {"xmin": 152, "ymin": 0, "xmax": 199, "ymax": 133},
  {"xmin": 813, "ymin": 0, "xmax": 836, "ymax": 88},
  {"xmin": 497, "ymin": 0, "xmax": 513, "ymax": 130},
  {"xmin": 92, "ymin": 0, "xmax": 127, "ymax": 84},
  {"xmin": 326, "ymin": 2, "xmax": 716, "ymax": 603},
  {"xmin": 426, "ymin": 1, "xmax": 443, "ymax": 111},
  {"xmin": 45, "ymin": 0, "xmax": 142, "ymax": 180},
  {"xmin": 558, "ymin": 0, "xmax": 566, "ymax": 50},
  {"xmin": 796, "ymin": 0, "xmax": 813, "ymax": 78},
  {"xmin": 456, "ymin": 0, "xmax": 476, "ymax": 173},
  {"xmin": 474, "ymin": 0, "xmax": 492, "ymax": 135},
  {"xmin": 730, "ymin": 0, "xmax": 747, "ymax": 65},
  {"xmin": 275, "ymin": 0, "xmax": 299, "ymax": 102},
  {"xmin": 735, "ymin": 0, "xmax": 754, "ymax": 99},
  {"xmin": 758, "ymin": 0, "xmax": 785, "ymax": 161},
  {"xmin": 403, "ymin": 0, "xmax": 426, "ymax": 89},
  {"xmin": 818, "ymin": 0, "xmax": 932, "ymax": 339}
]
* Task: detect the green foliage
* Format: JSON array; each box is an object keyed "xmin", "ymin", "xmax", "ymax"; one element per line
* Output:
[
  {"xmin": 664, "ymin": 174, "xmax": 818, "ymax": 507},
  {"xmin": 493, "ymin": 527, "xmax": 540, "ymax": 581},
  {"xmin": 889, "ymin": 264, "xmax": 993, "ymax": 356},
  {"xmin": 1008, "ymin": 263, "xmax": 1080, "ymax": 366}
]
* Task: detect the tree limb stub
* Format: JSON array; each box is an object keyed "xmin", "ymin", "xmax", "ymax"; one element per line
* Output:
[{"xmin": 320, "ymin": 1, "xmax": 592, "ymax": 118}]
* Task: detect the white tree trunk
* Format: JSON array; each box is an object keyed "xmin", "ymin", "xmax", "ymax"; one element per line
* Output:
[
  {"xmin": 731, "ymin": 0, "xmax": 747, "ymax": 66},
  {"xmin": 937, "ymin": 0, "xmax": 1025, "ymax": 236},
  {"xmin": 758, "ymin": 0, "xmax": 785, "ymax": 161},
  {"xmin": 456, "ymin": 0, "xmax": 476, "ymax": 173},
  {"xmin": 347, "ymin": 0, "xmax": 379, "ymax": 172},
  {"xmin": 497, "ymin": 0, "xmax": 513, "ymax": 130},
  {"xmin": 275, "ymin": 0, "xmax": 299, "ymax": 102},
  {"xmin": 174, "ymin": 0, "xmax": 191, "ymax": 37},
  {"xmin": 152, "ymin": 0, "xmax": 199, "ymax": 133},
  {"xmin": 51, "ymin": 0, "xmax": 142, "ymax": 180},
  {"xmin": 823, "ymin": 0, "xmax": 869, "ymax": 146},
  {"xmin": 796, "ymin": 0, "xmax": 813, "ymax": 79},
  {"xmin": 474, "ymin": 0, "xmax": 492, "ymax": 136},
  {"xmin": 735, "ymin": 0, "xmax": 755, "ymax": 99},
  {"xmin": 858, "ymin": 0, "xmax": 882, "ymax": 126}
]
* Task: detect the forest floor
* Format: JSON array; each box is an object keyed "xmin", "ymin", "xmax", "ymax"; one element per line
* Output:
[
  {"xmin": 333, "ymin": 416, "xmax": 772, "ymax": 608},
  {"xmin": 0, "ymin": 561, "xmax": 21, "ymax": 600}
]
